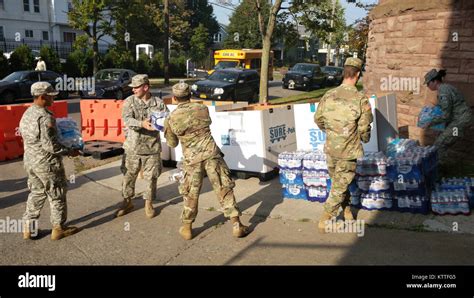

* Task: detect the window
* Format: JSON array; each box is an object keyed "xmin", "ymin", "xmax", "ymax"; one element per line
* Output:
[
  {"xmin": 250, "ymin": 58, "xmax": 261, "ymax": 69},
  {"xmin": 26, "ymin": 72, "xmax": 40, "ymax": 82},
  {"xmin": 25, "ymin": 30, "xmax": 33, "ymax": 38},
  {"xmin": 0, "ymin": 0, "xmax": 4, "ymax": 10},
  {"xmin": 23, "ymin": 0, "xmax": 29, "ymax": 12},
  {"xmin": 40, "ymin": 72, "xmax": 58, "ymax": 81},
  {"xmin": 42, "ymin": 31, "xmax": 49, "ymax": 41},
  {"xmin": 0, "ymin": 26, "xmax": 4, "ymax": 41},
  {"xmin": 33, "ymin": 0, "xmax": 39, "ymax": 12},
  {"xmin": 63, "ymin": 32, "xmax": 76, "ymax": 43},
  {"xmin": 122, "ymin": 72, "xmax": 130, "ymax": 80},
  {"xmin": 213, "ymin": 33, "xmax": 222, "ymax": 43}
]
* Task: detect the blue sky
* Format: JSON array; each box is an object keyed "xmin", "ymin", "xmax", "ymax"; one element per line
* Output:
[{"xmin": 211, "ymin": 0, "xmax": 378, "ymax": 26}]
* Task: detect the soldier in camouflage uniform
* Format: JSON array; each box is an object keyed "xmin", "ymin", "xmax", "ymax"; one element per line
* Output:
[
  {"xmin": 20, "ymin": 82, "xmax": 80, "ymax": 240},
  {"xmin": 164, "ymin": 82, "xmax": 249, "ymax": 240},
  {"xmin": 314, "ymin": 58, "xmax": 373, "ymax": 233},
  {"xmin": 423, "ymin": 69, "xmax": 473, "ymax": 166},
  {"xmin": 117, "ymin": 74, "xmax": 169, "ymax": 219}
]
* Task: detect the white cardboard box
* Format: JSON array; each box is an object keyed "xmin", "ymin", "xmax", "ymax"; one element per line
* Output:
[{"xmin": 294, "ymin": 96, "xmax": 379, "ymax": 153}]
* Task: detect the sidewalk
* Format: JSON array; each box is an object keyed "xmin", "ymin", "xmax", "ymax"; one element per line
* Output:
[{"xmin": 1, "ymin": 159, "xmax": 474, "ymax": 265}]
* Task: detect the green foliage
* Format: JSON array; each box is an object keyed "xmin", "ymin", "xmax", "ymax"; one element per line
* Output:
[
  {"xmin": 0, "ymin": 50, "xmax": 10, "ymax": 78},
  {"xmin": 150, "ymin": 52, "xmax": 163, "ymax": 77},
  {"xmin": 136, "ymin": 53, "xmax": 152, "ymax": 74},
  {"xmin": 170, "ymin": 55, "xmax": 187, "ymax": 77},
  {"xmin": 102, "ymin": 48, "xmax": 135, "ymax": 70},
  {"xmin": 9, "ymin": 44, "xmax": 34, "ymax": 71},
  {"xmin": 39, "ymin": 45, "xmax": 62, "ymax": 73},
  {"xmin": 190, "ymin": 24, "xmax": 210, "ymax": 64},
  {"xmin": 224, "ymin": 0, "xmax": 270, "ymax": 49}
]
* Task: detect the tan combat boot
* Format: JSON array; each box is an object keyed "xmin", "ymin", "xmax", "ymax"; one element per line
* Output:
[
  {"xmin": 116, "ymin": 198, "xmax": 134, "ymax": 217},
  {"xmin": 231, "ymin": 217, "xmax": 250, "ymax": 238},
  {"xmin": 144, "ymin": 200, "xmax": 155, "ymax": 219},
  {"xmin": 318, "ymin": 211, "xmax": 334, "ymax": 234},
  {"xmin": 343, "ymin": 205, "xmax": 354, "ymax": 221},
  {"xmin": 51, "ymin": 225, "xmax": 81, "ymax": 240},
  {"xmin": 179, "ymin": 223, "xmax": 193, "ymax": 240},
  {"xmin": 23, "ymin": 221, "xmax": 31, "ymax": 240}
]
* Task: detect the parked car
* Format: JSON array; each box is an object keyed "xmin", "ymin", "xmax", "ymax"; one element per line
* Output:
[
  {"xmin": 321, "ymin": 66, "xmax": 343, "ymax": 86},
  {"xmin": 80, "ymin": 68, "xmax": 136, "ymax": 100},
  {"xmin": 0, "ymin": 70, "xmax": 68, "ymax": 104},
  {"xmin": 191, "ymin": 68, "xmax": 260, "ymax": 103},
  {"xmin": 282, "ymin": 63, "xmax": 326, "ymax": 91}
]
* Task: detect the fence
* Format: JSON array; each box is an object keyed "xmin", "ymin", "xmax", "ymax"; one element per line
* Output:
[{"xmin": 1, "ymin": 38, "xmax": 109, "ymax": 59}]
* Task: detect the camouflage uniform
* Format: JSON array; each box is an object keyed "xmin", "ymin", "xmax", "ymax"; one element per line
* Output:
[
  {"xmin": 20, "ymin": 82, "xmax": 69, "ymax": 226},
  {"xmin": 164, "ymin": 84, "xmax": 241, "ymax": 224},
  {"xmin": 315, "ymin": 58, "xmax": 373, "ymax": 217},
  {"xmin": 428, "ymin": 83, "xmax": 472, "ymax": 165},
  {"xmin": 121, "ymin": 75, "xmax": 169, "ymax": 202}
]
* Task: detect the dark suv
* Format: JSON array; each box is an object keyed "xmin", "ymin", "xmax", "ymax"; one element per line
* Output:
[
  {"xmin": 191, "ymin": 68, "xmax": 260, "ymax": 103},
  {"xmin": 282, "ymin": 63, "xmax": 326, "ymax": 91}
]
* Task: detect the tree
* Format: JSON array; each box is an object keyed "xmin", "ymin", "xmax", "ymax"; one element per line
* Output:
[
  {"xmin": 68, "ymin": 0, "xmax": 113, "ymax": 74},
  {"xmin": 186, "ymin": 0, "xmax": 219, "ymax": 48},
  {"xmin": 9, "ymin": 45, "xmax": 34, "ymax": 71},
  {"xmin": 346, "ymin": 2, "xmax": 374, "ymax": 61},
  {"xmin": 0, "ymin": 50, "xmax": 10, "ymax": 78},
  {"xmin": 289, "ymin": 0, "xmax": 345, "ymax": 66},
  {"xmin": 190, "ymin": 24, "xmax": 210, "ymax": 66},
  {"xmin": 39, "ymin": 45, "xmax": 62, "ymax": 73},
  {"xmin": 224, "ymin": 0, "xmax": 271, "ymax": 49},
  {"xmin": 256, "ymin": 0, "xmax": 283, "ymax": 103}
]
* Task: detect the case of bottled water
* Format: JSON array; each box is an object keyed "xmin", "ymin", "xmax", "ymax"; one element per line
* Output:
[
  {"xmin": 432, "ymin": 177, "xmax": 474, "ymax": 212},
  {"xmin": 278, "ymin": 151, "xmax": 306, "ymax": 170},
  {"xmin": 150, "ymin": 111, "xmax": 169, "ymax": 131},
  {"xmin": 302, "ymin": 151, "xmax": 328, "ymax": 171},
  {"xmin": 386, "ymin": 138, "xmax": 419, "ymax": 158},
  {"xmin": 417, "ymin": 106, "xmax": 446, "ymax": 131},
  {"xmin": 360, "ymin": 192, "xmax": 393, "ymax": 210},
  {"xmin": 279, "ymin": 169, "xmax": 304, "ymax": 185},
  {"xmin": 281, "ymin": 184, "xmax": 308, "ymax": 200},
  {"xmin": 394, "ymin": 194, "xmax": 430, "ymax": 214},
  {"xmin": 431, "ymin": 189, "xmax": 470, "ymax": 215},
  {"xmin": 56, "ymin": 118, "xmax": 84, "ymax": 150},
  {"xmin": 306, "ymin": 186, "xmax": 329, "ymax": 202}
]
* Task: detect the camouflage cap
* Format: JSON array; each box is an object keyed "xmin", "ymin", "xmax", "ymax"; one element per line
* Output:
[
  {"xmin": 424, "ymin": 69, "xmax": 438, "ymax": 84},
  {"xmin": 128, "ymin": 74, "xmax": 150, "ymax": 88},
  {"xmin": 31, "ymin": 81, "xmax": 59, "ymax": 96},
  {"xmin": 172, "ymin": 82, "xmax": 190, "ymax": 98},
  {"xmin": 344, "ymin": 57, "xmax": 363, "ymax": 70}
]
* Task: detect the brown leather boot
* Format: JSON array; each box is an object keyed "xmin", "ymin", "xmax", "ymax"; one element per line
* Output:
[
  {"xmin": 51, "ymin": 225, "xmax": 81, "ymax": 240},
  {"xmin": 231, "ymin": 217, "xmax": 250, "ymax": 238},
  {"xmin": 116, "ymin": 198, "xmax": 134, "ymax": 217},
  {"xmin": 144, "ymin": 200, "xmax": 155, "ymax": 219},
  {"xmin": 179, "ymin": 223, "xmax": 193, "ymax": 240}
]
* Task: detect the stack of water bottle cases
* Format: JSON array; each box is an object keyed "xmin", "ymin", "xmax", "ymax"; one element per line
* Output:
[
  {"xmin": 278, "ymin": 138, "xmax": 474, "ymax": 215},
  {"xmin": 278, "ymin": 151, "xmax": 331, "ymax": 202}
]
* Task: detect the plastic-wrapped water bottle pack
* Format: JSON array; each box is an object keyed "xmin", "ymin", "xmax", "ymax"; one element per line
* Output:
[
  {"xmin": 150, "ymin": 111, "xmax": 169, "ymax": 131},
  {"xmin": 356, "ymin": 152, "xmax": 387, "ymax": 176},
  {"xmin": 434, "ymin": 177, "xmax": 474, "ymax": 210},
  {"xmin": 278, "ymin": 151, "xmax": 331, "ymax": 202},
  {"xmin": 56, "ymin": 118, "xmax": 84, "ymax": 150},
  {"xmin": 431, "ymin": 189, "xmax": 470, "ymax": 215},
  {"xmin": 417, "ymin": 105, "xmax": 446, "ymax": 131},
  {"xmin": 360, "ymin": 192, "xmax": 393, "ymax": 210},
  {"xmin": 394, "ymin": 195, "xmax": 430, "ymax": 214},
  {"xmin": 386, "ymin": 138, "xmax": 419, "ymax": 158}
]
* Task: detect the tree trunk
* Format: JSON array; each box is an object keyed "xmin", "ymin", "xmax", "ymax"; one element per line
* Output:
[
  {"xmin": 258, "ymin": 0, "xmax": 282, "ymax": 104},
  {"xmin": 93, "ymin": 39, "xmax": 99, "ymax": 74},
  {"xmin": 164, "ymin": 0, "xmax": 170, "ymax": 85}
]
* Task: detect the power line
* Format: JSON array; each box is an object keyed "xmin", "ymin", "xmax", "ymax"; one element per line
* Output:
[{"xmin": 209, "ymin": 1, "xmax": 237, "ymax": 11}]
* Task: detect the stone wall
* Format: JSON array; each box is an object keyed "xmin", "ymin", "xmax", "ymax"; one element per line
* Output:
[{"xmin": 365, "ymin": 0, "xmax": 474, "ymax": 162}]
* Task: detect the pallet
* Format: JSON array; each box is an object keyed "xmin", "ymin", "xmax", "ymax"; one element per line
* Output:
[
  {"xmin": 231, "ymin": 168, "xmax": 279, "ymax": 182},
  {"xmin": 82, "ymin": 140, "xmax": 124, "ymax": 160}
]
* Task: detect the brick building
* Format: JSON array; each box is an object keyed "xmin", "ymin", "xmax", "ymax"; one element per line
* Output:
[{"xmin": 364, "ymin": 0, "xmax": 474, "ymax": 162}]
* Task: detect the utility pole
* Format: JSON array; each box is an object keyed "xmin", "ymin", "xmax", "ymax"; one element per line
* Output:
[
  {"xmin": 326, "ymin": 0, "xmax": 336, "ymax": 66},
  {"xmin": 164, "ymin": 0, "xmax": 170, "ymax": 85}
]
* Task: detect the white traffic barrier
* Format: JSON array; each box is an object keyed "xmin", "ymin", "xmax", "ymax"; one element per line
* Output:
[{"xmin": 293, "ymin": 96, "xmax": 379, "ymax": 153}]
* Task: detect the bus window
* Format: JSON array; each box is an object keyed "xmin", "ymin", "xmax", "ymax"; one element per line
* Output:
[
  {"xmin": 215, "ymin": 61, "xmax": 239, "ymax": 70},
  {"xmin": 251, "ymin": 58, "xmax": 261, "ymax": 69}
]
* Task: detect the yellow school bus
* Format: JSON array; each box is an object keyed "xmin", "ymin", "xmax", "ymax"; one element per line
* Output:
[{"xmin": 209, "ymin": 49, "xmax": 274, "ymax": 80}]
